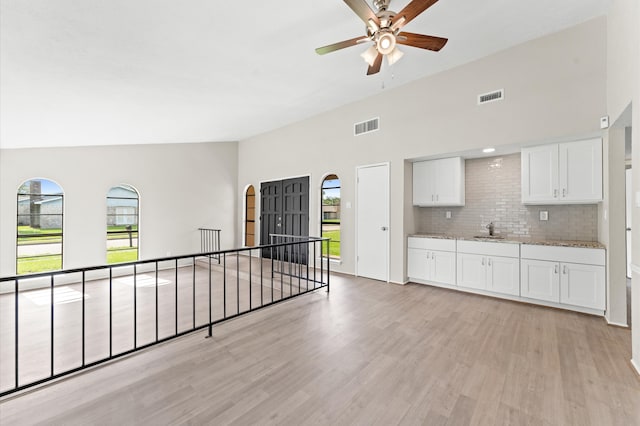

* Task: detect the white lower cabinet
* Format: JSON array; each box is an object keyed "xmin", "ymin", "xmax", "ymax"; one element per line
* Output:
[
  {"xmin": 520, "ymin": 259, "xmax": 560, "ymax": 302},
  {"xmin": 520, "ymin": 245, "xmax": 606, "ymax": 311},
  {"xmin": 456, "ymin": 253, "xmax": 486, "ymax": 290},
  {"xmin": 407, "ymin": 238, "xmax": 456, "ymax": 286},
  {"xmin": 408, "ymin": 248, "xmax": 456, "ymax": 285},
  {"xmin": 456, "ymin": 241, "xmax": 520, "ymax": 296},
  {"xmin": 560, "ymin": 262, "xmax": 605, "ymax": 310},
  {"xmin": 487, "ymin": 256, "xmax": 520, "ymax": 296},
  {"xmin": 457, "ymin": 253, "xmax": 519, "ymax": 296}
]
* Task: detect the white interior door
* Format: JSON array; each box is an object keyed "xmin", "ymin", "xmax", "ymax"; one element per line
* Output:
[{"xmin": 356, "ymin": 163, "xmax": 389, "ymax": 282}]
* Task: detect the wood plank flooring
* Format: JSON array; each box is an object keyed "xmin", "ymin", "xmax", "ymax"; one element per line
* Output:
[{"xmin": 1, "ymin": 273, "xmax": 639, "ymax": 425}]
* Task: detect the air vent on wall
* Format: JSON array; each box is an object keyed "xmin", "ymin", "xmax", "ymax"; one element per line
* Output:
[
  {"xmin": 477, "ymin": 89, "xmax": 504, "ymax": 105},
  {"xmin": 354, "ymin": 117, "xmax": 379, "ymax": 136}
]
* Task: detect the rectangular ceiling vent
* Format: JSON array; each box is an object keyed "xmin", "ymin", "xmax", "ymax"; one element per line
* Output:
[
  {"xmin": 354, "ymin": 117, "xmax": 379, "ymax": 136},
  {"xmin": 477, "ymin": 89, "xmax": 504, "ymax": 105}
]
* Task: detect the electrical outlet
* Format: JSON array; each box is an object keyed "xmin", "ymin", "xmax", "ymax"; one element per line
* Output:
[
  {"xmin": 446, "ymin": 211, "xmax": 451, "ymax": 219},
  {"xmin": 539, "ymin": 211, "xmax": 548, "ymax": 221}
]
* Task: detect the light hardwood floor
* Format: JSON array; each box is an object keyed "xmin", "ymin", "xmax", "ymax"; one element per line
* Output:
[{"xmin": 1, "ymin": 273, "xmax": 639, "ymax": 425}]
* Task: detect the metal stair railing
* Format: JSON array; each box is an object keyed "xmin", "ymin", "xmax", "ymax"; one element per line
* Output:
[{"xmin": 0, "ymin": 237, "xmax": 330, "ymax": 397}]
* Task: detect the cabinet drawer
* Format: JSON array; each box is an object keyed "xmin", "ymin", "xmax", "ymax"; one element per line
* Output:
[
  {"xmin": 521, "ymin": 245, "xmax": 605, "ymax": 266},
  {"xmin": 456, "ymin": 240, "xmax": 519, "ymax": 258},
  {"xmin": 408, "ymin": 237, "xmax": 456, "ymax": 252}
]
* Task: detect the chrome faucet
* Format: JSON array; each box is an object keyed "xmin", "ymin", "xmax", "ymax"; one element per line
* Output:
[{"xmin": 486, "ymin": 222, "xmax": 495, "ymax": 236}]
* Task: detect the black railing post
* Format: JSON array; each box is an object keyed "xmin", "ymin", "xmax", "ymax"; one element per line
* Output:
[
  {"xmin": 326, "ymin": 239, "xmax": 330, "ymax": 293},
  {"xmin": 192, "ymin": 257, "xmax": 196, "ymax": 330},
  {"xmin": 82, "ymin": 270, "xmax": 86, "ymax": 365},
  {"xmin": 50, "ymin": 274, "xmax": 54, "ymax": 377},
  {"xmin": 155, "ymin": 262, "xmax": 159, "ymax": 342},
  {"xmin": 175, "ymin": 259, "xmax": 178, "ymax": 336},
  {"xmin": 207, "ymin": 254, "xmax": 212, "ymax": 338},
  {"xmin": 15, "ymin": 279, "xmax": 19, "ymax": 389},
  {"xmin": 133, "ymin": 265, "xmax": 137, "ymax": 350},
  {"xmin": 109, "ymin": 268, "xmax": 113, "ymax": 357}
]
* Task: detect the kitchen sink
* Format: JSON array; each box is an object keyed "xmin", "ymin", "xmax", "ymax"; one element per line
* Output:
[{"xmin": 473, "ymin": 235, "xmax": 505, "ymax": 240}]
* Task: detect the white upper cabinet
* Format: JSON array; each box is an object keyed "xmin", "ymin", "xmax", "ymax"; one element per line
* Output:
[
  {"xmin": 559, "ymin": 139, "xmax": 603, "ymax": 202},
  {"xmin": 413, "ymin": 157, "xmax": 465, "ymax": 206},
  {"xmin": 521, "ymin": 138, "xmax": 602, "ymax": 204}
]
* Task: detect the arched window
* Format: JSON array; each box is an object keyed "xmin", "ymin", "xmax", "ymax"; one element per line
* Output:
[
  {"xmin": 17, "ymin": 179, "xmax": 64, "ymax": 274},
  {"xmin": 245, "ymin": 185, "xmax": 256, "ymax": 247},
  {"xmin": 321, "ymin": 175, "xmax": 340, "ymax": 260},
  {"xmin": 107, "ymin": 184, "xmax": 139, "ymax": 264}
]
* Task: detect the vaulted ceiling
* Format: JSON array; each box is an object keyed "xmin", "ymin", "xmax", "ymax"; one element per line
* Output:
[{"xmin": 0, "ymin": 0, "xmax": 610, "ymax": 149}]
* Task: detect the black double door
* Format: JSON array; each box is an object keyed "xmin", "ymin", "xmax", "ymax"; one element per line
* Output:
[{"xmin": 260, "ymin": 176, "xmax": 309, "ymax": 262}]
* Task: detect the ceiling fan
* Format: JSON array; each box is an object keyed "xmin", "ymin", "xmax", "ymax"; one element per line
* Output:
[{"xmin": 316, "ymin": 0, "xmax": 448, "ymax": 75}]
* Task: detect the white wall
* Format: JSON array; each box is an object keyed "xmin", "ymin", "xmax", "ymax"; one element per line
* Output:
[
  {"xmin": 237, "ymin": 17, "xmax": 607, "ymax": 283},
  {"xmin": 0, "ymin": 142, "xmax": 238, "ymax": 276},
  {"xmin": 606, "ymin": 0, "xmax": 640, "ymax": 374}
]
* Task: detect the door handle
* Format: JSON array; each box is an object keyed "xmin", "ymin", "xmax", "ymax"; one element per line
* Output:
[
  {"xmin": 481, "ymin": 257, "xmax": 485, "ymax": 266},
  {"xmin": 381, "ymin": 226, "xmax": 388, "ymax": 231},
  {"xmin": 627, "ymin": 228, "xmax": 632, "ymax": 231},
  {"xmin": 554, "ymin": 265, "xmax": 559, "ymax": 274},
  {"xmin": 562, "ymin": 188, "xmax": 566, "ymax": 197},
  {"xmin": 563, "ymin": 265, "xmax": 567, "ymax": 274},
  {"xmin": 436, "ymin": 194, "xmax": 439, "ymax": 201},
  {"xmin": 488, "ymin": 258, "xmax": 492, "ymax": 266},
  {"xmin": 554, "ymin": 189, "xmax": 558, "ymax": 198}
]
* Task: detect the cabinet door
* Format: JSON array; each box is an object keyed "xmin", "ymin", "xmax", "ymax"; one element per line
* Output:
[
  {"xmin": 521, "ymin": 144, "xmax": 559, "ymax": 203},
  {"xmin": 558, "ymin": 139, "xmax": 602, "ymax": 202},
  {"xmin": 457, "ymin": 253, "xmax": 486, "ymax": 290},
  {"xmin": 487, "ymin": 256, "xmax": 520, "ymax": 296},
  {"xmin": 407, "ymin": 248, "xmax": 429, "ymax": 281},
  {"xmin": 520, "ymin": 259, "xmax": 560, "ymax": 302},
  {"xmin": 560, "ymin": 263, "xmax": 605, "ymax": 310},
  {"xmin": 412, "ymin": 161, "xmax": 435, "ymax": 206},
  {"xmin": 431, "ymin": 250, "xmax": 456, "ymax": 285},
  {"xmin": 433, "ymin": 157, "xmax": 465, "ymax": 206}
]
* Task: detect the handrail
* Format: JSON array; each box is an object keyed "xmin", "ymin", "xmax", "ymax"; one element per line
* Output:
[{"xmin": 0, "ymin": 237, "xmax": 330, "ymax": 397}]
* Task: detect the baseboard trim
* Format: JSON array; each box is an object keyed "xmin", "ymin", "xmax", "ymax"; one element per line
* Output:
[
  {"xmin": 632, "ymin": 359, "xmax": 640, "ymax": 377},
  {"xmin": 605, "ymin": 317, "xmax": 629, "ymax": 328}
]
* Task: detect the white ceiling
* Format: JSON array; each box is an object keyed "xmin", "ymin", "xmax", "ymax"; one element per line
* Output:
[{"xmin": 0, "ymin": 0, "xmax": 610, "ymax": 149}]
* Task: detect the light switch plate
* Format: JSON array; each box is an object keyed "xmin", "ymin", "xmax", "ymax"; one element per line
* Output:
[
  {"xmin": 446, "ymin": 211, "xmax": 451, "ymax": 219},
  {"xmin": 539, "ymin": 211, "xmax": 549, "ymax": 221},
  {"xmin": 600, "ymin": 115, "xmax": 609, "ymax": 129}
]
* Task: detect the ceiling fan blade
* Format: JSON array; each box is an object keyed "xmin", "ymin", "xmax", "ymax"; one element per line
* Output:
[
  {"xmin": 366, "ymin": 53, "xmax": 383, "ymax": 75},
  {"xmin": 393, "ymin": 0, "xmax": 439, "ymax": 30},
  {"xmin": 316, "ymin": 36, "xmax": 369, "ymax": 55},
  {"xmin": 343, "ymin": 0, "xmax": 380, "ymax": 28},
  {"xmin": 396, "ymin": 32, "xmax": 448, "ymax": 51}
]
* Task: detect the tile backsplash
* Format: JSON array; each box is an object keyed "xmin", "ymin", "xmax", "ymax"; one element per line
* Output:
[{"xmin": 416, "ymin": 153, "xmax": 598, "ymax": 241}]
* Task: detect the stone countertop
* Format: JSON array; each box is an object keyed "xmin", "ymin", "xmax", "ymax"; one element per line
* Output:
[{"xmin": 408, "ymin": 234, "xmax": 606, "ymax": 249}]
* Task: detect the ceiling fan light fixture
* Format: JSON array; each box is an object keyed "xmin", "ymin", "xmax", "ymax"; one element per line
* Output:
[
  {"xmin": 386, "ymin": 47, "xmax": 404, "ymax": 66},
  {"xmin": 376, "ymin": 31, "xmax": 396, "ymax": 55},
  {"xmin": 361, "ymin": 45, "xmax": 378, "ymax": 66}
]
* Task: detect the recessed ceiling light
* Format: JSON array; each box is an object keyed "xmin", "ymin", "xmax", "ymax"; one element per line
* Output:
[{"xmin": 483, "ymin": 148, "xmax": 496, "ymax": 153}]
